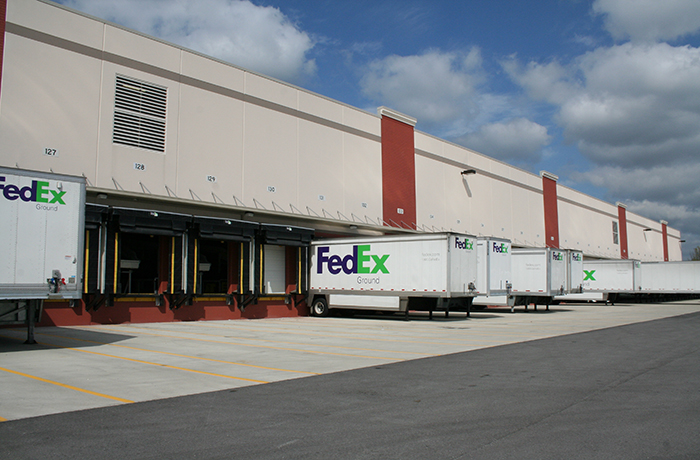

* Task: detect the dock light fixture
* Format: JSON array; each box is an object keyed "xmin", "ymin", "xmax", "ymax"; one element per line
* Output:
[{"xmin": 461, "ymin": 169, "xmax": 476, "ymax": 197}]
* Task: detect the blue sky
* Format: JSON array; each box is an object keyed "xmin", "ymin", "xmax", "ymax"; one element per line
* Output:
[{"xmin": 54, "ymin": 0, "xmax": 700, "ymax": 258}]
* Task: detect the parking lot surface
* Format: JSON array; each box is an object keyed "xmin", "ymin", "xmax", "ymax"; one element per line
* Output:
[
  {"xmin": 2, "ymin": 301, "xmax": 700, "ymax": 459},
  {"xmin": 0, "ymin": 301, "xmax": 699, "ymax": 459},
  {"xmin": 1, "ymin": 301, "xmax": 699, "ymax": 422}
]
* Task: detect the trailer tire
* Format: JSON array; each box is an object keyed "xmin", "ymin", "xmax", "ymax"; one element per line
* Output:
[{"xmin": 311, "ymin": 297, "xmax": 329, "ymax": 317}]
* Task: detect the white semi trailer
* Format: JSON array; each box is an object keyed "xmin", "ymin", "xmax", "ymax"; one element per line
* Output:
[
  {"xmin": 0, "ymin": 168, "xmax": 86, "ymax": 342},
  {"xmin": 472, "ymin": 238, "xmax": 512, "ymax": 310},
  {"xmin": 585, "ymin": 259, "xmax": 641, "ymax": 304},
  {"xmin": 557, "ymin": 259, "xmax": 700, "ymax": 305},
  {"xmin": 581, "ymin": 259, "xmax": 641, "ymax": 293},
  {"xmin": 567, "ymin": 250, "xmax": 584, "ymax": 294},
  {"xmin": 638, "ymin": 261, "xmax": 700, "ymax": 295},
  {"xmin": 509, "ymin": 247, "xmax": 568, "ymax": 311},
  {"xmin": 556, "ymin": 259, "xmax": 640, "ymax": 304},
  {"xmin": 308, "ymin": 233, "xmax": 478, "ymax": 319}
]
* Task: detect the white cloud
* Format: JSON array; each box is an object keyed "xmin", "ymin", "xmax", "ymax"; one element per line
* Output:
[
  {"xmin": 359, "ymin": 48, "xmax": 485, "ymax": 128},
  {"xmin": 508, "ymin": 42, "xmax": 700, "ymax": 168},
  {"xmin": 627, "ymin": 200, "xmax": 700, "ymax": 225},
  {"xmin": 59, "ymin": 0, "xmax": 317, "ymax": 83},
  {"xmin": 501, "ymin": 57, "xmax": 578, "ymax": 105},
  {"xmin": 565, "ymin": 43, "xmax": 700, "ymax": 166},
  {"xmin": 574, "ymin": 163, "xmax": 700, "ymax": 205},
  {"xmin": 457, "ymin": 118, "xmax": 552, "ymax": 164},
  {"xmin": 593, "ymin": 0, "xmax": 700, "ymax": 42},
  {"xmin": 577, "ymin": 43, "xmax": 700, "ymax": 106}
]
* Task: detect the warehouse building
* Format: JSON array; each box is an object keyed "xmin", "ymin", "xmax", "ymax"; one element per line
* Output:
[{"xmin": 0, "ymin": 0, "xmax": 682, "ymax": 326}]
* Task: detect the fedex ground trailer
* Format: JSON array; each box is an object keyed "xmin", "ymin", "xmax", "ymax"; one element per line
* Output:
[
  {"xmin": 0, "ymin": 168, "xmax": 86, "ymax": 342},
  {"xmin": 559, "ymin": 259, "xmax": 699, "ymax": 304},
  {"xmin": 472, "ymin": 238, "xmax": 512, "ymax": 310},
  {"xmin": 567, "ymin": 250, "xmax": 584, "ymax": 294},
  {"xmin": 308, "ymin": 233, "xmax": 478, "ymax": 319},
  {"xmin": 510, "ymin": 247, "xmax": 568, "ymax": 311},
  {"xmin": 582, "ymin": 259, "xmax": 641, "ymax": 304}
]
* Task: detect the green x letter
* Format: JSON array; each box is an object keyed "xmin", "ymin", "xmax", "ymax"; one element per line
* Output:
[
  {"xmin": 49, "ymin": 190, "xmax": 67, "ymax": 204},
  {"xmin": 371, "ymin": 254, "xmax": 390, "ymax": 274}
]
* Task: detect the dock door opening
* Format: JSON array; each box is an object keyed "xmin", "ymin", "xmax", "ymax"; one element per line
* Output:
[
  {"xmin": 192, "ymin": 217, "xmax": 257, "ymax": 297},
  {"xmin": 110, "ymin": 208, "xmax": 190, "ymax": 296},
  {"xmin": 258, "ymin": 224, "xmax": 314, "ymax": 296}
]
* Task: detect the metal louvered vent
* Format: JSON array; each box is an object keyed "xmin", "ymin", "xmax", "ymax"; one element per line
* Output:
[{"xmin": 113, "ymin": 75, "xmax": 167, "ymax": 152}]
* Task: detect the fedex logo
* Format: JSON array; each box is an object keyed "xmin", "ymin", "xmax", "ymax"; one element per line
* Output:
[
  {"xmin": 552, "ymin": 251, "xmax": 564, "ymax": 261},
  {"xmin": 455, "ymin": 237, "xmax": 474, "ymax": 250},
  {"xmin": 0, "ymin": 177, "xmax": 67, "ymax": 205},
  {"xmin": 493, "ymin": 242, "xmax": 509, "ymax": 253},
  {"xmin": 571, "ymin": 253, "xmax": 582, "ymax": 262},
  {"xmin": 317, "ymin": 245, "xmax": 389, "ymax": 275}
]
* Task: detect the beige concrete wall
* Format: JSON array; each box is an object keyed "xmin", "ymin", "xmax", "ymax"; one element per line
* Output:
[
  {"xmin": 177, "ymin": 83, "xmax": 246, "ymax": 202},
  {"xmin": 414, "ymin": 132, "xmax": 545, "ymax": 246},
  {"xmin": 626, "ymin": 215, "xmax": 666, "ymax": 261},
  {"xmin": 0, "ymin": 25, "xmax": 102, "ymax": 178},
  {"xmin": 666, "ymin": 226, "xmax": 683, "ymax": 261}
]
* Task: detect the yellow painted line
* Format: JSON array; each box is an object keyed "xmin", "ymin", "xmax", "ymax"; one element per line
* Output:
[
  {"xmin": 0, "ymin": 332, "xmax": 270, "ymax": 384},
  {"xmin": 126, "ymin": 321, "xmax": 517, "ymax": 349},
  {"xmin": 0, "ymin": 366, "xmax": 134, "ymax": 404},
  {"xmin": 45, "ymin": 344, "xmax": 269, "ymax": 384},
  {"xmin": 115, "ymin": 297, "xmax": 154, "ymax": 302},
  {"xmin": 193, "ymin": 237, "xmax": 199, "ymax": 294},
  {"xmin": 75, "ymin": 326, "xmax": 404, "ymax": 361},
  {"xmin": 0, "ymin": 416, "xmax": 7, "ymax": 422},
  {"xmin": 37, "ymin": 332, "xmax": 319, "ymax": 376},
  {"xmin": 84, "ymin": 229, "xmax": 90, "ymax": 294},
  {"xmin": 113, "ymin": 232, "xmax": 118, "ymax": 293},
  {"xmin": 124, "ymin": 322, "xmax": 477, "ymax": 347},
  {"xmin": 224, "ymin": 336, "xmax": 434, "ymax": 355},
  {"xmin": 239, "ymin": 242, "xmax": 244, "ymax": 289},
  {"xmin": 252, "ymin": 317, "xmax": 483, "ymax": 335},
  {"xmin": 170, "ymin": 236, "xmax": 175, "ymax": 290},
  {"xmin": 206, "ymin": 317, "xmax": 512, "ymax": 338},
  {"xmin": 150, "ymin": 324, "xmax": 433, "ymax": 355}
]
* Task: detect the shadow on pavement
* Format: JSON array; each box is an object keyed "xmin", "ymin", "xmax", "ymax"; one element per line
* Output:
[{"xmin": 0, "ymin": 326, "xmax": 135, "ymax": 353}]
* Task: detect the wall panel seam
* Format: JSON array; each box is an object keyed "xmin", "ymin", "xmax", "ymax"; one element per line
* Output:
[{"xmin": 415, "ymin": 148, "xmax": 542, "ymax": 194}]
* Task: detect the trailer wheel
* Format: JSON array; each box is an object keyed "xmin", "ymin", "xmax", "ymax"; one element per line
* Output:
[{"xmin": 311, "ymin": 297, "xmax": 329, "ymax": 317}]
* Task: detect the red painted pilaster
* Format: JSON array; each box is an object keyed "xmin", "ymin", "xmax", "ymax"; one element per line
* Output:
[
  {"xmin": 379, "ymin": 107, "xmax": 417, "ymax": 229},
  {"xmin": 617, "ymin": 202, "xmax": 629, "ymax": 259},
  {"xmin": 541, "ymin": 171, "xmax": 559, "ymax": 249},
  {"xmin": 661, "ymin": 220, "xmax": 669, "ymax": 261},
  {"xmin": 0, "ymin": 0, "xmax": 7, "ymax": 100}
]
